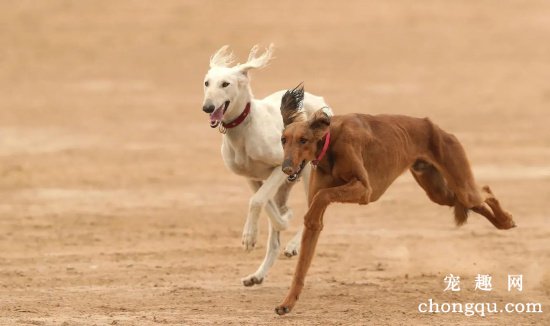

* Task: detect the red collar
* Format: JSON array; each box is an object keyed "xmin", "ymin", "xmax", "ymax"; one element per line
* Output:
[
  {"xmin": 222, "ymin": 103, "xmax": 251, "ymax": 129},
  {"xmin": 311, "ymin": 131, "xmax": 330, "ymax": 167}
]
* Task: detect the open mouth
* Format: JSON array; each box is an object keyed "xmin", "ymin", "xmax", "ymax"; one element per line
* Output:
[
  {"xmin": 287, "ymin": 160, "xmax": 306, "ymax": 182},
  {"xmin": 209, "ymin": 101, "xmax": 230, "ymax": 128}
]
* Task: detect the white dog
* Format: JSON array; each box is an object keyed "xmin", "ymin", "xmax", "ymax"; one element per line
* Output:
[{"xmin": 202, "ymin": 44, "xmax": 331, "ymax": 286}]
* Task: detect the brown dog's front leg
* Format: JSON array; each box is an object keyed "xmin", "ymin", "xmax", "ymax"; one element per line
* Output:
[
  {"xmin": 274, "ymin": 200, "xmax": 326, "ymax": 315},
  {"xmin": 275, "ymin": 180, "xmax": 368, "ymax": 315}
]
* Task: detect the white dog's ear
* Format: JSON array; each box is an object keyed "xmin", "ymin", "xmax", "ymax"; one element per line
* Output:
[
  {"xmin": 210, "ymin": 45, "xmax": 235, "ymax": 68},
  {"xmin": 237, "ymin": 44, "xmax": 274, "ymax": 76}
]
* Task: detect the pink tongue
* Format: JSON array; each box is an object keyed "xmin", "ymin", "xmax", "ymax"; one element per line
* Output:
[{"xmin": 209, "ymin": 105, "xmax": 224, "ymax": 123}]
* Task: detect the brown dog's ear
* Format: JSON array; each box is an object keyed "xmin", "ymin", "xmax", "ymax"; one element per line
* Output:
[
  {"xmin": 309, "ymin": 109, "xmax": 331, "ymax": 138},
  {"xmin": 281, "ymin": 83, "xmax": 306, "ymax": 127}
]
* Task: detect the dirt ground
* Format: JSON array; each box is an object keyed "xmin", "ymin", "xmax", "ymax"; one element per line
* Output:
[{"xmin": 0, "ymin": 1, "xmax": 549, "ymax": 325}]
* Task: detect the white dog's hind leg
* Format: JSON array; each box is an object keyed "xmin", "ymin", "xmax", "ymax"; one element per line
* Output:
[
  {"xmin": 283, "ymin": 164, "xmax": 311, "ymax": 257},
  {"xmin": 242, "ymin": 171, "xmax": 289, "ymax": 251},
  {"xmin": 241, "ymin": 221, "xmax": 280, "ymax": 286}
]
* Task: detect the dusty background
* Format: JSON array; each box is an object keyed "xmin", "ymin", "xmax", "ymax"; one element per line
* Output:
[{"xmin": 0, "ymin": 0, "xmax": 549, "ymax": 325}]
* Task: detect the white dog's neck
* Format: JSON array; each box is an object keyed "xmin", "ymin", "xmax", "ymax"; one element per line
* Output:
[{"xmin": 223, "ymin": 86, "xmax": 253, "ymax": 124}]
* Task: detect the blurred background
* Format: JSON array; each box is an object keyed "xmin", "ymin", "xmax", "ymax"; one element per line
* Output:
[{"xmin": 0, "ymin": 1, "xmax": 548, "ymax": 324}]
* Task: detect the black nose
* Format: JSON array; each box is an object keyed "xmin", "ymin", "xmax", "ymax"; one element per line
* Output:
[
  {"xmin": 282, "ymin": 166, "xmax": 293, "ymax": 175},
  {"xmin": 202, "ymin": 104, "xmax": 215, "ymax": 113},
  {"xmin": 282, "ymin": 159, "xmax": 293, "ymax": 175}
]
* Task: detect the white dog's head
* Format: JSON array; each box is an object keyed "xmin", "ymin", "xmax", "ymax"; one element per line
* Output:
[{"xmin": 202, "ymin": 44, "xmax": 274, "ymax": 127}]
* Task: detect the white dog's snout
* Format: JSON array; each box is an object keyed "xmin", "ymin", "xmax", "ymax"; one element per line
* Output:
[{"xmin": 203, "ymin": 100, "xmax": 215, "ymax": 113}]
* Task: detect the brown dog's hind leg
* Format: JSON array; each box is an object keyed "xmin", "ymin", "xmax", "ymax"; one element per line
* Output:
[
  {"xmin": 410, "ymin": 160, "xmax": 469, "ymax": 226},
  {"xmin": 426, "ymin": 123, "xmax": 516, "ymax": 230},
  {"xmin": 411, "ymin": 160, "xmax": 455, "ymax": 206},
  {"xmin": 472, "ymin": 186, "xmax": 516, "ymax": 229},
  {"xmin": 426, "ymin": 123, "xmax": 517, "ymax": 229},
  {"xmin": 427, "ymin": 122, "xmax": 485, "ymax": 206},
  {"xmin": 411, "ymin": 159, "xmax": 516, "ymax": 229}
]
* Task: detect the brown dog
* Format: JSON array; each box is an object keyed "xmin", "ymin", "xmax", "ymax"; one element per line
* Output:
[{"xmin": 274, "ymin": 85, "xmax": 516, "ymax": 315}]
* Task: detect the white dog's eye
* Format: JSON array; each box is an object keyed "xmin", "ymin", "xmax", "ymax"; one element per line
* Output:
[
  {"xmin": 221, "ymin": 81, "xmax": 230, "ymax": 88},
  {"xmin": 204, "ymin": 81, "xmax": 209, "ymax": 87}
]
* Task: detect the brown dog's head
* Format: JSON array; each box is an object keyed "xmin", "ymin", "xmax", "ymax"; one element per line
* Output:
[{"xmin": 280, "ymin": 84, "xmax": 331, "ymax": 181}]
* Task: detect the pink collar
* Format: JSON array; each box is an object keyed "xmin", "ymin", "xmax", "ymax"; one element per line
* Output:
[{"xmin": 311, "ymin": 132, "xmax": 330, "ymax": 167}]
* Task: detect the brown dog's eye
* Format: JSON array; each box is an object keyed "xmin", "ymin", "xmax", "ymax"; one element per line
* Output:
[
  {"xmin": 281, "ymin": 137, "xmax": 286, "ymax": 145},
  {"xmin": 221, "ymin": 81, "xmax": 230, "ymax": 88},
  {"xmin": 299, "ymin": 137, "xmax": 307, "ymax": 144},
  {"xmin": 204, "ymin": 81, "xmax": 209, "ymax": 87}
]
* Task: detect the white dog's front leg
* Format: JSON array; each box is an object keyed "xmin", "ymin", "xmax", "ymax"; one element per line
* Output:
[
  {"xmin": 242, "ymin": 170, "xmax": 288, "ymax": 251},
  {"xmin": 283, "ymin": 163, "xmax": 311, "ymax": 257},
  {"xmin": 241, "ymin": 221, "xmax": 280, "ymax": 286}
]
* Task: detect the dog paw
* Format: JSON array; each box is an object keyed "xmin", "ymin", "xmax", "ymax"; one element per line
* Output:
[
  {"xmin": 283, "ymin": 249, "xmax": 298, "ymax": 258},
  {"xmin": 274, "ymin": 305, "xmax": 292, "ymax": 315},
  {"xmin": 283, "ymin": 241, "xmax": 299, "ymax": 258},
  {"xmin": 283, "ymin": 230, "xmax": 301, "ymax": 257},
  {"xmin": 241, "ymin": 274, "xmax": 264, "ymax": 287},
  {"xmin": 499, "ymin": 216, "xmax": 517, "ymax": 230},
  {"xmin": 241, "ymin": 228, "xmax": 258, "ymax": 251}
]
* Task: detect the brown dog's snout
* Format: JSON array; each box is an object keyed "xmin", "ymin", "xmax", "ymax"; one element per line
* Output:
[{"xmin": 282, "ymin": 159, "xmax": 294, "ymax": 175}]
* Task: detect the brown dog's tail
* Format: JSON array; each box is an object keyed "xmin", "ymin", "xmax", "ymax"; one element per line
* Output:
[{"xmin": 453, "ymin": 203, "xmax": 469, "ymax": 226}]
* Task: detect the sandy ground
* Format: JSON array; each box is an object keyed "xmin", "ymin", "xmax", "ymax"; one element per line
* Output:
[{"xmin": 0, "ymin": 1, "xmax": 549, "ymax": 325}]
